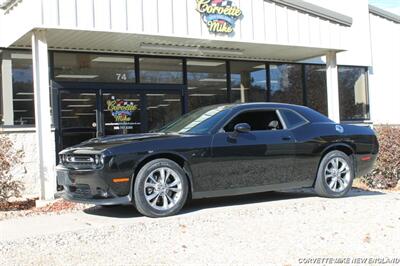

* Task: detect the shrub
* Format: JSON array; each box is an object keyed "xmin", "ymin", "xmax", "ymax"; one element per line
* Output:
[
  {"xmin": 362, "ymin": 126, "xmax": 400, "ymax": 189},
  {"xmin": 0, "ymin": 135, "xmax": 24, "ymax": 202}
]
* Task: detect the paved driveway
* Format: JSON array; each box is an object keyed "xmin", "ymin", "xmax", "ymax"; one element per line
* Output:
[{"xmin": 1, "ymin": 189, "xmax": 399, "ymax": 265}]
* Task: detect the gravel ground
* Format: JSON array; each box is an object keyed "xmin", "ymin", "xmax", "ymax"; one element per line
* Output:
[{"xmin": 1, "ymin": 189, "xmax": 399, "ymax": 265}]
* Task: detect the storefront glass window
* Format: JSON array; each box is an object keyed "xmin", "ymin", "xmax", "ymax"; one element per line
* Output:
[
  {"xmin": 53, "ymin": 52, "xmax": 135, "ymax": 83},
  {"xmin": 187, "ymin": 59, "xmax": 227, "ymax": 111},
  {"xmin": 270, "ymin": 64, "xmax": 303, "ymax": 105},
  {"xmin": 140, "ymin": 57, "xmax": 183, "ymax": 84},
  {"xmin": 305, "ymin": 65, "xmax": 328, "ymax": 115},
  {"xmin": 230, "ymin": 62, "xmax": 267, "ymax": 103},
  {"xmin": 147, "ymin": 93, "xmax": 182, "ymax": 131},
  {"xmin": 12, "ymin": 52, "xmax": 35, "ymax": 125},
  {"xmin": 338, "ymin": 66, "xmax": 369, "ymax": 121}
]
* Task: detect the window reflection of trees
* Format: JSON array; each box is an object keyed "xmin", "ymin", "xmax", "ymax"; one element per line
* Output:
[
  {"xmin": 230, "ymin": 62, "xmax": 267, "ymax": 103},
  {"xmin": 305, "ymin": 65, "xmax": 328, "ymax": 115},
  {"xmin": 339, "ymin": 67, "xmax": 369, "ymax": 121},
  {"xmin": 270, "ymin": 64, "xmax": 303, "ymax": 105},
  {"xmin": 187, "ymin": 60, "xmax": 227, "ymax": 111},
  {"xmin": 140, "ymin": 58, "xmax": 183, "ymax": 84}
]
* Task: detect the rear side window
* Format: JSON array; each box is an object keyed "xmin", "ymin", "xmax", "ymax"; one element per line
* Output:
[
  {"xmin": 223, "ymin": 110, "xmax": 283, "ymax": 132},
  {"xmin": 280, "ymin": 109, "xmax": 308, "ymax": 129}
]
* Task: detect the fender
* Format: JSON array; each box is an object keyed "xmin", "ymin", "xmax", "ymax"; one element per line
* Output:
[
  {"xmin": 320, "ymin": 142, "xmax": 356, "ymax": 156},
  {"xmin": 312, "ymin": 142, "xmax": 356, "ymax": 187},
  {"xmin": 129, "ymin": 151, "xmax": 195, "ymax": 199}
]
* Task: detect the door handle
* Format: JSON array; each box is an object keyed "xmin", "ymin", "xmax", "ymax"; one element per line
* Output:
[{"xmin": 282, "ymin": 136, "xmax": 292, "ymax": 141}]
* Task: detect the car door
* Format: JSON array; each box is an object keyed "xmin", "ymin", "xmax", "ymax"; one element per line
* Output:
[
  {"xmin": 207, "ymin": 108, "xmax": 296, "ymax": 193},
  {"xmin": 278, "ymin": 108, "xmax": 317, "ymax": 186}
]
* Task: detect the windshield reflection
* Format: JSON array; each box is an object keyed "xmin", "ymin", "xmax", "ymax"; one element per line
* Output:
[{"xmin": 158, "ymin": 105, "xmax": 231, "ymax": 134}]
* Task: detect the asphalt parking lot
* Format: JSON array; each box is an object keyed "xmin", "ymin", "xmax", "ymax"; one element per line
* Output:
[{"xmin": 1, "ymin": 189, "xmax": 399, "ymax": 265}]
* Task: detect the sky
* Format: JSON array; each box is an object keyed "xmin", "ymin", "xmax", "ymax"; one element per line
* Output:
[{"xmin": 369, "ymin": 0, "xmax": 400, "ymax": 15}]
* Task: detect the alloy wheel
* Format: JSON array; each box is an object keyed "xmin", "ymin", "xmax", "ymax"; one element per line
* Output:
[
  {"xmin": 324, "ymin": 157, "xmax": 351, "ymax": 193},
  {"xmin": 144, "ymin": 167, "xmax": 183, "ymax": 211}
]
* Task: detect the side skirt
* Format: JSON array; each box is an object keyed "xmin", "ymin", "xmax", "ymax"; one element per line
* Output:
[{"xmin": 192, "ymin": 180, "xmax": 313, "ymax": 199}]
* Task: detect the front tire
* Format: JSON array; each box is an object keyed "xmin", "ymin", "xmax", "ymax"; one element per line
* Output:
[
  {"xmin": 314, "ymin": 150, "xmax": 354, "ymax": 198},
  {"xmin": 133, "ymin": 159, "xmax": 189, "ymax": 218}
]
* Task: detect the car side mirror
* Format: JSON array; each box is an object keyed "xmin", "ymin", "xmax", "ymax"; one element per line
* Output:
[{"xmin": 234, "ymin": 123, "xmax": 251, "ymax": 133}]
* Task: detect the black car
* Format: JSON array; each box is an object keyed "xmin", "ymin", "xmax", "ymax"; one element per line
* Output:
[{"xmin": 57, "ymin": 103, "xmax": 378, "ymax": 217}]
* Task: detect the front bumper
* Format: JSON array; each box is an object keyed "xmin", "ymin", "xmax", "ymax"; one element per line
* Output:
[
  {"xmin": 60, "ymin": 191, "xmax": 131, "ymax": 205},
  {"xmin": 56, "ymin": 165, "xmax": 132, "ymax": 205}
]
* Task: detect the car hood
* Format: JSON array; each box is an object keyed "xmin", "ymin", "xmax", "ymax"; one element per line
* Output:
[{"xmin": 60, "ymin": 132, "xmax": 187, "ymax": 154}]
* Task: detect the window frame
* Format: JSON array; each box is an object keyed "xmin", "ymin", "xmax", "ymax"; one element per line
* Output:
[
  {"xmin": 278, "ymin": 108, "xmax": 310, "ymax": 130},
  {"xmin": 52, "ymin": 52, "xmax": 137, "ymax": 84},
  {"xmin": 139, "ymin": 56, "xmax": 184, "ymax": 85},
  {"xmin": 337, "ymin": 65, "xmax": 370, "ymax": 121},
  {"xmin": 218, "ymin": 108, "xmax": 287, "ymax": 133}
]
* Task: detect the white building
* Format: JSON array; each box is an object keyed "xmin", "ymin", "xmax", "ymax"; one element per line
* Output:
[{"xmin": 0, "ymin": 0, "xmax": 399, "ymax": 200}]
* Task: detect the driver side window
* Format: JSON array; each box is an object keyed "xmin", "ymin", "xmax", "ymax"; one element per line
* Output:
[{"xmin": 223, "ymin": 110, "xmax": 283, "ymax": 132}]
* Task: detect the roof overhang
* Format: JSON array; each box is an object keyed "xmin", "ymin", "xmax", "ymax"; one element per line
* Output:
[
  {"xmin": 369, "ymin": 5, "xmax": 400, "ymax": 24},
  {"xmin": 272, "ymin": 0, "xmax": 353, "ymax": 26},
  {"xmin": 10, "ymin": 28, "xmax": 343, "ymax": 62}
]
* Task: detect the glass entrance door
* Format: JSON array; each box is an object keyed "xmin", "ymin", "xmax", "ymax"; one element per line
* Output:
[
  {"xmin": 58, "ymin": 88, "xmax": 183, "ymax": 149},
  {"xmin": 59, "ymin": 90, "xmax": 98, "ymax": 150},
  {"xmin": 102, "ymin": 92, "xmax": 142, "ymax": 136}
]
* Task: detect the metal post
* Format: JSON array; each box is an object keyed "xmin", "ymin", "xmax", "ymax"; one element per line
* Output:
[
  {"xmin": 31, "ymin": 30, "xmax": 56, "ymax": 202},
  {"xmin": 326, "ymin": 51, "xmax": 340, "ymax": 122},
  {"xmin": 1, "ymin": 50, "xmax": 14, "ymax": 125}
]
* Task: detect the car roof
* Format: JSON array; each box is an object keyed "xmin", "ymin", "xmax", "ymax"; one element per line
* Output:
[{"xmin": 218, "ymin": 102, "xmax": 333, "ymax": 123}]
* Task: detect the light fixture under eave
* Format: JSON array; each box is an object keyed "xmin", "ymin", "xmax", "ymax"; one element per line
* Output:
[
  {"xmin": 163, "ymin": 99, "xmax": 181, "ymax": 102},
  {"xmin": 198, "ymin": 78, "xmax": 226, "ymax": 82},
  {"xmin": 61, "ymin": 116, "xmax": 79, "ymax": 119},
  {"xmin": 75, "ymin": 113, "xmax": 96, "ymax": 116},
  {"xmin": 225, "ymin": 88, "xmax": 250, "ymax": 91},
  {"xmin": 67, "ymin": 105, "xmax": 93, "ymax": 108},
  {"xmin": 140, "ymin": 43, "xmax": 244, "ymax": 56},
  {"xmin": 146, "ymin": 94, "xmax": 166, "ymax": 97},
  {"xmin": 185, "ymin": 61, "xmax": 225, "ymax": 67},
  {"xmin": 56, "ymin": 74, "xmax": 99, "ymax": 79},
  {"xmin": 92, "ymin": 57, "xmax": 135, "ymax": 63},
  {"xmin": 62, "ymin": 99, "xmax": 91, "ymax": 102},
  {"xmin": 189, "ymin": 94, "xmax": 216, "ymax": 97}
]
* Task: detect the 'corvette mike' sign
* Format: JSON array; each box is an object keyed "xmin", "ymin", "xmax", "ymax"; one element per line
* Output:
[{"xmin": 196, "ymin": 0, "xmax": 242, "ymax": 34}]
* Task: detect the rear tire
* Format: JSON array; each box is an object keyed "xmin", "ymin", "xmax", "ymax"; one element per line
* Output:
[
  {"xmin": 314, "ymin": 150, "xmax": 354, "ymax": 198},
  {"xmin": 133, "ymin": 159, "xmax": 189, "ymax": 218}
]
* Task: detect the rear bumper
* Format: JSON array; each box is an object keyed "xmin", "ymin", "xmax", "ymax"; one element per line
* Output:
[
  {"xmin": 355, "ymin": 154, "xmax": 377, "ymax": 177},
  {"xmin": 56, "ymin": 165, "xmax": 132, "ymax": 206}
]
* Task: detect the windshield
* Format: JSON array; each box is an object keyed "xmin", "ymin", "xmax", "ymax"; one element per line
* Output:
[{"xmin": 158, "ymin": 105, "xmax": 231, "ymax": 134}]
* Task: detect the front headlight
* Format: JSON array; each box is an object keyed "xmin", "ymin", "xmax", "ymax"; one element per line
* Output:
[
  {"xmin": 59, "ymin": 154, "xmax": 66, "ymax": 164},
  {"xmin": 94, "ymin": 154, "xmax": 104, "ymax": 166}
]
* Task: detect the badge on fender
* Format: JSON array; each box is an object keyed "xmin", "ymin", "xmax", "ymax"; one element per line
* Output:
[{"xmin": 335, "ymin": 125, "xmax": 344, "ymax": 133}]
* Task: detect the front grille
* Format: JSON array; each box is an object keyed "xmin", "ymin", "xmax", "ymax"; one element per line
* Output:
[
  {"xmin": 60, "ymin": 154, "xmax": 103, "ymax": 169},
  {"xmin": 69, "ymin": 184, "xmax": 91, "ymax": 198},
  {"xmin": 66, "ymin": 155, "xmax": 94, "ymax": 163},
  {"xmin": 68, "ymin": 184, "xmax": 110, "ymax": 199}
]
